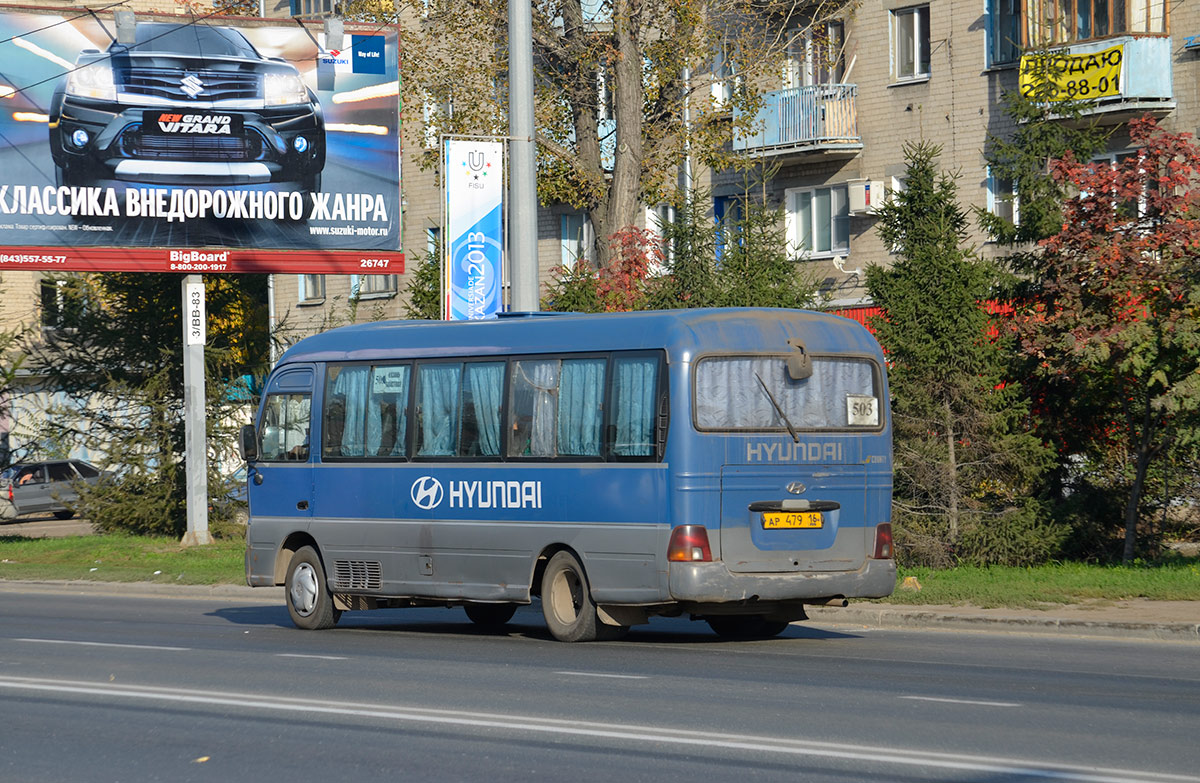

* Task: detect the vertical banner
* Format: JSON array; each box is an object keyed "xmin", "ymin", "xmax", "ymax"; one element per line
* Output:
[{"xmin": 443, "ymin": 139, "xmax": 505, "ymax": 320}]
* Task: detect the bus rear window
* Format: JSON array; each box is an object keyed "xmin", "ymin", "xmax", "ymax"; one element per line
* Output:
[{"xmin": 694, "ymin": 356, "xmax": 879, "ymax": 431}]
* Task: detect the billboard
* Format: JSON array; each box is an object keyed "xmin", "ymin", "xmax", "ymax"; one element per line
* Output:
[
  {"xmin": 0, "ymin": 10, "xmax": 402, "ymax": 274},
  {"xmin": 443, "ymin": 139, "xmax": 504, "ymax": 320}
]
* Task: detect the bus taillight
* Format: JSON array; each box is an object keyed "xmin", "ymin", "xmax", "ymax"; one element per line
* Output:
[
  {"xmin": 872, "ymin": 523, "xmax": 893, "ymax": 559},
  {"xmin": 668, "ymin": 525, "xmax": 712, "ymax": 562}
]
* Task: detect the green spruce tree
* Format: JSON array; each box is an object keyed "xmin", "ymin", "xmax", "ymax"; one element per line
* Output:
[{"xmin": 868, "ymin": 142, "xmax": 1058, "ymax": 566}]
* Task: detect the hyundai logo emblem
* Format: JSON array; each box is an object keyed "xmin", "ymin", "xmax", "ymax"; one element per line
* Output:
[
  {"xmin": 410, "ymin": 476, "xmax": 444, "ymax": 510},
  {"xmin": 786, "ymin": 482, "xmax": 806, "ymax": 495},
  {"xmin": 180, "ymin": 74, "xmax": 205, "ymax": 99}
]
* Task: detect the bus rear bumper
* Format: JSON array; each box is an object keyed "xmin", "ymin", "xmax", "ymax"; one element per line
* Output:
[{"xmin": 668, "ymin": 558, "xmax": 896, "ymax": 605}]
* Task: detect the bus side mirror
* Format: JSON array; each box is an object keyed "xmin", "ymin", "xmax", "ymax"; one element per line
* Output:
[
  {"xmin": 239, "ymin": 424, "xmax": 259, "ymax": 462},
  {"xmin": 786, "ymin": 339, "xmax": 812, "ymax": 380}
]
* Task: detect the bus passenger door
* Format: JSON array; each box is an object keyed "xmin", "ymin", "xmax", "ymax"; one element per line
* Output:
[{"xmin": 248, "ymin": 365, "xmax": 316, "ymax": 523}]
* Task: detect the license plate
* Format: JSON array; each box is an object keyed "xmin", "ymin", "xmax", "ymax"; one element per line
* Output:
[{"xmin": 762, "ymin": 511, "xmax": 824, "ymax": 529}]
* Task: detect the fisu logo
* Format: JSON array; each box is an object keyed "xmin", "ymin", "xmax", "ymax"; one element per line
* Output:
[{"xmin": 410, "ymin": 476, "xmax": 444, "ymax": 510}]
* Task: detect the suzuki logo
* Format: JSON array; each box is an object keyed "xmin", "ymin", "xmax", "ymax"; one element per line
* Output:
[
  {"xmin": 180, "ymin": 74, "xmax": 204, "ymax": 99},
  {"xmin": 786, "ymin": 482, "xmax": 807, "ymax": 495},
  {"xmin": 410, "ymin": 476, "xmax": 444, "ymax": 510}
]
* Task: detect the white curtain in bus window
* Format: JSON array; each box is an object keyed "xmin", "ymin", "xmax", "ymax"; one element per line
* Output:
[
  {"xmin": 325, "ymin": 366, "xmax": 368, "ymax": 457},
  {"xmin": 369, "ymin": 365, "xmax": 411, "ymax": 457},
  {"xmin": 558, "ymin": 359, "xmax": 606, "ymax": 456},
  {"xmin": 612, "ymin": 356, "xmax": 657, "ymax": 456},
  {"xmin": 260, "ymin": 393, "xmax": 312, "ymax": 461},
  {"xmin": 417, "ymin": 363, "xmax": 463, "ymax": 456},
  {"xmin": 509, "ymin": 359, "xmax": 560, "ymax": 457},
  {"xmin": 461, "ymin": 363, "xmax": 503, "ymax": 456},
  {"xmin": 695, "ymin": 357, "xmax": 875, "ymax": 430}
]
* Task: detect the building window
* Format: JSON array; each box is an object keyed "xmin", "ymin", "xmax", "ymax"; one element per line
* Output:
[
  {"xmin": 786, "ymin": 186, "xmax": 850, "ymax": 258},
  {"xmin": 299, "ymin": 274, "xmax": 325, "ymax": 303},
  {"xmin": 648, "ymin": 204, "xmax": 675, "ymax": 270},
  {"xmin": 989, "ymin": 0, "xmax": 1021, "ymax": 65},
  {"xmin": 1025, "ymin": 0, "xmax": 1166, "ymax": 46},
  {"xmin": 785, "ymin": 22, "xmax": 845, "ymax": 88},
  {"xmin": 893, "ymin": 6, "xmax": 931, "ymax": 81},
  {"xmin": 987, "ymin": 170, "xmax": 1019, "ymax": 228},
  {"xmin": 352, "ymin": 274, "xmax": 398, "ymax": 298},
  {"xmin": 561, "ymin": 213, "xmax": 587, "ymax": 269}
]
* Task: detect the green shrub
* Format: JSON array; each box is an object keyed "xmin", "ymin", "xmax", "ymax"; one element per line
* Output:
[{"xmin": 955, "ymin": 501, "xmax": 1068, "ymax": 567}]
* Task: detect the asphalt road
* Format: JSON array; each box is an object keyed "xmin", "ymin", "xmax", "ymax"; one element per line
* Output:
[{"xmin": 0, "ymin": 585, "xmax": 1197, "ymax": 783}]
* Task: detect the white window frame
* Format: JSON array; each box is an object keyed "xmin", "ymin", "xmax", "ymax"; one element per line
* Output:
[
  {"xmin": 987, "ymin": 0, "xmax": 1021, "ymax": 66},
  {"xmin": 785, "ymin": 185, "xmax": 850, "ymax": 259},
  {"xmin": 350, "ymin": 274, "xmax": 398, "ymax": 299},
  {"xmin": 298, "ymin": 274, "xmax": 326, "ymax": 304},
  {"xmin": 560, "ymin": 213, "xmax": 590, "ymax": 269},
  {"xmin": 986, "ymin": 169, "xmax": 1019, "ymax": 235},
  {"xmin": 892, "ymin": 5, "xmax": 931, "ymax": 82},
  {"xmin": 784, "ymin": 22, "xmax": 845, "ymax": 88}
]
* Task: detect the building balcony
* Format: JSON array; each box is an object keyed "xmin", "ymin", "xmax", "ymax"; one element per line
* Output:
[
  {"xmin": 1020, "ymin": 36, "xmax": 1175, "ymax": 122},
  {"xmin": 733, "ymin": 84, "xmax": 862, "ymax": 160}
]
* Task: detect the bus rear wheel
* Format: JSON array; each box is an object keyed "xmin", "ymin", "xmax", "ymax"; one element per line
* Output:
[
  {"xmin": 286, "ymin": 546, "xmax": 341, "ymax": 630},
  {"xmin": 705, "ymin": 616, "xmax": 789, "ymax": 640},
  {"xmin": 541, "ymin": 551, "xmax": 607, "ymax": 642},
  {"xmin": 464, "ymin": 603, "xmax": 518, "ymax": 630}
]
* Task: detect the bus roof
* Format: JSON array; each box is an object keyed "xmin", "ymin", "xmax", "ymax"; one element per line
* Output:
[{"xmin": 274, "ymin": 308, "xmax": 883, "ymax": 367}]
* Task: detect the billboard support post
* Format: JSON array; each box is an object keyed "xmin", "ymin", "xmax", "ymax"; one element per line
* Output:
[{"xmin": 181, "ymin": 275, "xmax": 210, "ymax": 547}]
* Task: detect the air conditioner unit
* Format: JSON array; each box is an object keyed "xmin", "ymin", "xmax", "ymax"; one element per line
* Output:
[{"xmin": 847, "ymin": 178, "xmax": 887, "ymax": 215}]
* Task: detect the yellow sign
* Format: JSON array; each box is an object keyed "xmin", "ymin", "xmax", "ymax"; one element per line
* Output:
[{"xmin": 1019, "ymin": 45, "xmax": 1124, "ymax": 102}]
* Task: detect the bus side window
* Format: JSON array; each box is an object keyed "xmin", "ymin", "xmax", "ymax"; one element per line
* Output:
[
  {"xmin": 509, "ymin": 359, "xmax": 560, "ymax": 457},
  {"xmin": 611, "ymin": 355, "xmax": 658, "ymax": 458},
  {"xmin": 558, "ymin": 358, "xmax": 605, "ymax": 457},
  {"xmin": 260, "ymin": 393, "xmax": 312, "ymax": 461},
  {"xmin": 460, "ymin": 362, "xmax": 503, "ymax": 457},
  {"xmin": 416, "ymin": 362, "xmax": 463, "ymax": 457}
]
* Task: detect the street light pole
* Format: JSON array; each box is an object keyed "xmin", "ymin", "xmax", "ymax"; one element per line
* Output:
[{"xmin": 508, "ymin": 0, "xmax": 539, "ymax": 312}]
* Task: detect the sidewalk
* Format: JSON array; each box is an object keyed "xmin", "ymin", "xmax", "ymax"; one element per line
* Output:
[
  {"xmin": 3, "ymin": 579, "xmax": 1197, "ymax": 642},
  {"xmin": 807, "ymin": 598, "xmax": 1200, "ymax": 642}
]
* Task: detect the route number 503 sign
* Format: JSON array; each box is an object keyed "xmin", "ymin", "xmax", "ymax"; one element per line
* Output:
[{"xmin": 1018, "ymin": 45, "xmax": 1124, "ymax": 102}]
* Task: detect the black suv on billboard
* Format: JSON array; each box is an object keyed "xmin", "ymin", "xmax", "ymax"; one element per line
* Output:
[{"xmin": 49, "ymin": 23, "xmax": 325, "ymax": 195}]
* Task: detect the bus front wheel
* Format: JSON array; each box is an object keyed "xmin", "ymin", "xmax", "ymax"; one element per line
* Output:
[
  {"xmin": 541, "ymin": 551, "xmax": 608, "ymax": 642},
  {"xmin": 286, "ymin": 546, "xmax": 341, "ymax": 630}
]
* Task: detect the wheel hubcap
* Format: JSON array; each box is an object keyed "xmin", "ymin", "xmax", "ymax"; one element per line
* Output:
[
  {"xmin": 290, "ymin": 562, "xmax": 319, "ymax": 617},
  {"xmin": 549, "ymin": 569, "xmax": 582, "ymax": 625}
]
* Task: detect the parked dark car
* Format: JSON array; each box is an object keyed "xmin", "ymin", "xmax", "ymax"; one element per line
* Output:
[
  {"xmin": 48, "ymin": 22, "xmax": 325, "ymax": 195},
  {"xmin": 0, "ymin": 460, "xmax": 104, "ymax": 521}
]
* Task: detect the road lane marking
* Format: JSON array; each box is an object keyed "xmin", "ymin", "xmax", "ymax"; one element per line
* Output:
[
  {"xmin": 277, "ymin": 653, "xmax": 349, "ymax": 661},
  {"xmin": 556, "ymin": 672, "xmax": 648, "ymax": 680},
  {"xmin": 16, "ymin": 638, "xmax": 189, "ymax": 652},
  {"xmin": 901, "ymin": 696, "xmax": 1022, "ymax": 707},
  {"xmin": 0, "ymin": 675, "xmax": 1194, "ymax": 783}
]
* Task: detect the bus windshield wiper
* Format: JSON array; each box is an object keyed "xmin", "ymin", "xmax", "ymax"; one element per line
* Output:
[{"xmin": 755, "ymin": 372, "xmax": 799, "ymax": 443}]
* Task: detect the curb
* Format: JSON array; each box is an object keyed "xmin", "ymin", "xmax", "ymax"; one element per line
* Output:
[{"xmin": 806, "ymin": 605, "xmax": 1200, "ymax": 642}]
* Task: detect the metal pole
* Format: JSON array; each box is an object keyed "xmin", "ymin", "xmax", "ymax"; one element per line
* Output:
[
  {"xmin": 181, "ymin": 275, "xmax": 211, "ymax": 546},
  {"xmin": 508, "ymin": 0, "xmax": 539, "ymax": 312}
]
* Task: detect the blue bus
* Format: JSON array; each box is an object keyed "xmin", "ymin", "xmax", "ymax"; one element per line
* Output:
[{"xmin": 239, "ymin": 308, "xmax": 895, "ymax": 641}]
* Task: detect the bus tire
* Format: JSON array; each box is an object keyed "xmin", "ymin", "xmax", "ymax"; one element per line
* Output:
[
  {"xmin": 286, "ymin": 546, "xmax": 340, "ymax": 630},
  {"xmin": 541, "ymin": 551, "xmax": 604, "ymax": 642},
  {"xmin": 464, "ymin": 603, "xmax": 518, "ymax": 629},
  {"xmin": 705, "ymin": 616, "xmax": 789, "ymax": 640}
]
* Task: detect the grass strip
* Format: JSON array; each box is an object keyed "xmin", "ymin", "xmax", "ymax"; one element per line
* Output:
[{"xmin": 2, "ymin": 534, "xmax": 1198, "ymax": 607}]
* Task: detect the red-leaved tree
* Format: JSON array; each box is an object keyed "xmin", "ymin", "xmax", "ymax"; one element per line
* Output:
[{"xmin": 1021, "ymin": 117, "xmax": 1200, "ymax": 563}]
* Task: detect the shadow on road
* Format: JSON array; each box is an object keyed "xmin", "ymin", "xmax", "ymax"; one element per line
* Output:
[{"xmin": 207, "ymin": 602, "xmax": 864, "ymax": 643}]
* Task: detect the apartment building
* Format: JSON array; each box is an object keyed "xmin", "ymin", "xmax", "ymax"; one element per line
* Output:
[{"xmin": 726, "ymin": 0, "xmax": 1189, "ymax": 311}]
